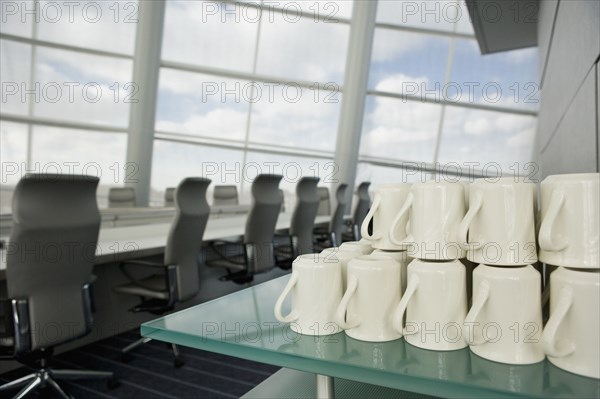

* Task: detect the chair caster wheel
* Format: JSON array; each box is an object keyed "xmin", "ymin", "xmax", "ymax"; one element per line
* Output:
[
  {"xmin": 174, "ymin": 358, "xmax": 184, "ymax": 368},
  {"xmin": 121, "ymin": 352, "xmax": 133, "ymax": 363},
  {"xmin": 107, "ymin": 377, "xmax": 120, "ymax": 389}
]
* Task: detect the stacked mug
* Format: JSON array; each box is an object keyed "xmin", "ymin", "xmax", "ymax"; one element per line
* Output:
[
  {"xmin": 458, "ymin": 177, "xmax": 544, "ymax": 364},
  {"xmin": 333, "ymin": 184, "xmax": 411, "ymax": 342},
  {"xmin": 539, "ymin": 173, "xmax": 599, "ymax": 379},
  {"xmin": 388, "ymin": 181, "xmax": 469, "ymax": 351}
]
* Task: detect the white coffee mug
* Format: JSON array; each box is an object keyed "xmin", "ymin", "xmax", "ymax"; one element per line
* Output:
[
  {"xmin": 371, "ymin": 249, "xmax": 411, "ymax": 295},
  {"xmin": 542, "ymin": 267, "xmax": 600, "ymax": 379},
  {"xmin": 274, "ymin": 254, "xmax": 342, "ymax": 336},
  {"xmin": 539, "ymin": 173, "xmax": 599, "ymax": 269},
  {"xmin": 458, "ymin": 177, "xmax": 538, "ymax": 266},
  {"xmin": 339, "ymin": 239, "xmax": 373, "ymax": 255},
  {"xmin": 393, "ymin": 259, "xmax": 468, "ymax": 351},
  {"xmin": 320, "ymin": 247, "xmax": 362, "ymax": 290},
  {"xmin": 335, "ymin": 255, "xmax": 401, "ymax": 342},
  {"xmin": 389, "ymin": 181, "xmax": 466, "ymax": 260},
  {"xmin": 465, "ymin": 264, "xmax": 544, "ymax": 364},
  {"xmin": 361, "ymin": 184, "xmax": 412, "ymax": 250}
]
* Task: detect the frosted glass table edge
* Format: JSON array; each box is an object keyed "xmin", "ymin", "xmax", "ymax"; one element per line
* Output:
[{"xmin": 141, "ymin": 276, "xmax": 599, "ymax": 399}]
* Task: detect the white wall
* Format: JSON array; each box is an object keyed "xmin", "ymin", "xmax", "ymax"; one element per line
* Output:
[{"xmin": 536, "ymin": 0, "xmax": 599, "ymax": 177}]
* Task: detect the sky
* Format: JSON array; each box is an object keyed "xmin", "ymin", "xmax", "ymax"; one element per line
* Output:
[{"xmin": 0, "ymin": 0, "xmax": 539, "ymax": 209}]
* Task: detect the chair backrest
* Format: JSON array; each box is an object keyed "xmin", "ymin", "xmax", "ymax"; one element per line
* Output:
[
  {"xmin": 213, "ymin": 185, "xmax": 239, "ymax": 206},
  {"xmin": 316, "ymin": 187, "xmax": 331, "ymax": 216},
  {"xmin": 164, "ymin": 178, "xmax": 211, "ymax": 301},
  {"xmin": 244, "ymin": 174, "xmax": 283, "ymax": 273},
  {"xmin": 290, "ymin": 177, "xmax": 320, "ymax": 255},
  {"xmin": 329, "ymin": 183, "xmax": 349, "ymax": 242},
  {"xmin": 353, "ymin": 181, "xmax": 371, "ymax": 229},
  {"xmin": 279, "ymin": 189, "xmax": 285, "ymax": 212},
  {"xmin": 164, "ymin": 187, "xmax": 175, "ymax": 207},
  {"xmin": 6, "ymin": 174, "xmax": 100, "ymax": 351},
  {"xmin": 108, "ymin": 187, "xmax": 136, "ymax": 208}
]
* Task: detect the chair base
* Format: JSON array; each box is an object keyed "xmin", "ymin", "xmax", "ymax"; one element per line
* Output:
[
  {"xmin": 218, "ymin": 270, "xmax": 254, "ymax": 284},
  {"xmin": 0, "ymin": 367, "xmax": 117, "ymax": 399},
  {"xmin": 121, "ymin": 336, "xmax": 184, "ymax": 368}
]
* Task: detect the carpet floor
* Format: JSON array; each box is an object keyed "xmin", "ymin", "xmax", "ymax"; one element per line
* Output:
[{"xmin": 0, "ymin": 330, "xmax": 279, "ymax": 398}]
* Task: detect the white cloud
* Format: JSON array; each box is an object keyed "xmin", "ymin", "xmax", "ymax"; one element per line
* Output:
[
  {"xmin": 505, "ymin": 47, "xmax": 538, "ymax": 64},
  {"xmin": 464, "ymin": 117, "xmax": 492, "ymax": 136},
  {"xmin": 375, "ymin": 73, "xmax": 429, "ymax": 93},
  {"xmin": 156, "ymin": 108, "xmax": 248, "ymax": 140}
]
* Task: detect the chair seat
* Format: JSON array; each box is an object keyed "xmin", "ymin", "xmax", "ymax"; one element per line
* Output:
[{"xmin": 113, "ymin": 275, "xmax": 169, "ymax": 300}]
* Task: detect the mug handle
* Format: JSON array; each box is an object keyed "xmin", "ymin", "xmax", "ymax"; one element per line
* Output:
[
  {"xmin": 361, "ymin": 195, "xmax": 382, "ymax": 241},
  {"xmin": 389, "ymin": 192, "xmax": 414, "ymax": 246},
  {"xmin": 335, "ymin": 275, "xmax": 360, "ymax": 329},
  {"xmin": 542, "ymin": 287, "xmax": 575, "ymax": 358},
  {"xmin": 392, "ymin": 275, "xmax": 419, "ymax": 336},
  {"xmin": 274, "ymin": 272, "xmax": 300, "ymax": 323},
  {"xmin": 539, "ymin": 190, "xmax": 569, "ymax": 252},
  {"xmin": 464, "ymin": 280, "xmax": 490, "ymax": 346},
  {"xmin": 457, "ymin": 192, "xmax": 483, "ymax": 251}
]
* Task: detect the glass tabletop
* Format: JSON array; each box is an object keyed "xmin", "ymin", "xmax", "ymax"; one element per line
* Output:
[{"xmin": 141, "ymin": 276, "xmax": 600, "ymax": 399}]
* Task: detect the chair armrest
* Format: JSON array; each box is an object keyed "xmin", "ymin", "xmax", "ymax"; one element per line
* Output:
[
  {"xmin": 119, "ymin": 261, "xmax": 176, "ymax": 296},
  {"xmin": 209, "ymin": 241, "xmax": 247, "ymax": 266},
  {"xmin": 0, "ymin": 298, "xmax": 30, "ymax": 358}
]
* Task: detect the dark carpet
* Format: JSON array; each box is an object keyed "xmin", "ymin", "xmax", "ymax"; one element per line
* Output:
[{"xmin": 0, "ymin": 330, "xmax": 279, "ymax": 398}]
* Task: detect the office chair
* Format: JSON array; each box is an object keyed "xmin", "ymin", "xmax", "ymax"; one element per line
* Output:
[
  {"xmin": 113, "ymin": 177, "xmax": 211, "ymax": 367},
  {"xmin": 207, "ymin": 174, "xmax": 283, "ymax": 284},
  {"xmin": 164, "ymin": 187, "xmax": 175, "ymax": 207},
  {"xmin": 213, "ymin": 185, "xmax": 239, "ymax": 206},
  {"xmin": 314, "ymin": 183, "xmax": 349, "ymax": 248},
  {"xmin": 275, "ymin": 177, "xmax": 321, "ymax": 268},
  {"xmin": 0, "ymin": 174, "xmax": 117, "ymax": 399},
  {"xmin": 316, "ymin": 187, "xmax": 331, "ymax": 216},
  {"xmin": 108, "ymin": 187, "xmax": 136, "ymax": 208},
  {"xmin": 350, "ymin": 181, "xmax": 371, "ymax": 240}
]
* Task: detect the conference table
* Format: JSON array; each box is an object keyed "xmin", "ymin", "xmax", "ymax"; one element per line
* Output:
[
  {"xmin": 141, "ymin": 275, "xmax": 600, "ymax": 399},
  {"xmin": 0, "ymin": 213, "xmax": 331, "ymax": 279}
]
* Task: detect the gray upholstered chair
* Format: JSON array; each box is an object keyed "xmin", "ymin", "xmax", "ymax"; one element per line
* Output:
[
  {"xmin": 0, "ymin": 174, "xmax": 116, "ymax": 399},
  {"xmin": 213, "ymin": 185, "xmax": 239, "ymax": 206},
  {"xmin": 316, "ymin": 187, "xmax": 331, "ymax": 216},
  {"xmin": 314, "ymin": 183, "xmax": 349, "ymax": 248},
  {"xmin": 164, "ymin": 187, "xmax": 175, "ymax": 207},
  {"xmin": 113, "ymin": 177, "xmax": 211, "ymax": 367},
  {"xmin": 108, "ymin": 187, "xmax": 136, "ymax": 208},
  {"xmin": 207, "ymin": 174, "xmax": 283, "ymax": 284},
  {"xmin": 351, "ymin": 181, "xmax": 371, "ymax": 240},
  {"xmin": 275, "ymin": 177, "xmax": 320, "ymax": 268}
]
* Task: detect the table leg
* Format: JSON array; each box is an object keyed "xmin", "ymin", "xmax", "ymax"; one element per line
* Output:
[{"xmin": 316, "ymin": 374, "xmax": 334, "ymax": 398}]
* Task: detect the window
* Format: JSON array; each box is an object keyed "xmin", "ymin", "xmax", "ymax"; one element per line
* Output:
[
  {"xmin": 361, "ymin": 96, "xmax": 442, "ymax": 163},
  {"xmin": 162, "ymin": 0, "xmax": 258, "ymax": 73},
  {"xmin": 360, "ymin": 0, "xmax": 538, "ymax": 185},
  {"xmin": 156, "ymin": 69, "xmax": 251, "ymax": 141},
  {"xmin": 150, "ymin": 140, "xmax": 245, "ymax": 205},
  {"xmin": 0, "ymin": 121, "xmax": 28, "ymax": 214},
  {"xmin": 154, "ymin": 0, "xmax": 352, "ymax": 201},
  {"xmin": 369, "ymin": 29, "xmax": 450, "ymax": 93},
  {"xmin": 437, "ymin": 106, "xmax": 537, "ymax": 169},
  {"xmin": 1, "ymin": 40, "xmax": 32, "ymax": 116},
  {"xmin": 0, "ymin": 1, "xmax": 135, "ymax": 213},
  {"xmin": 34, "ymin": 47, "xmax": 133, "ymax": 128}
]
